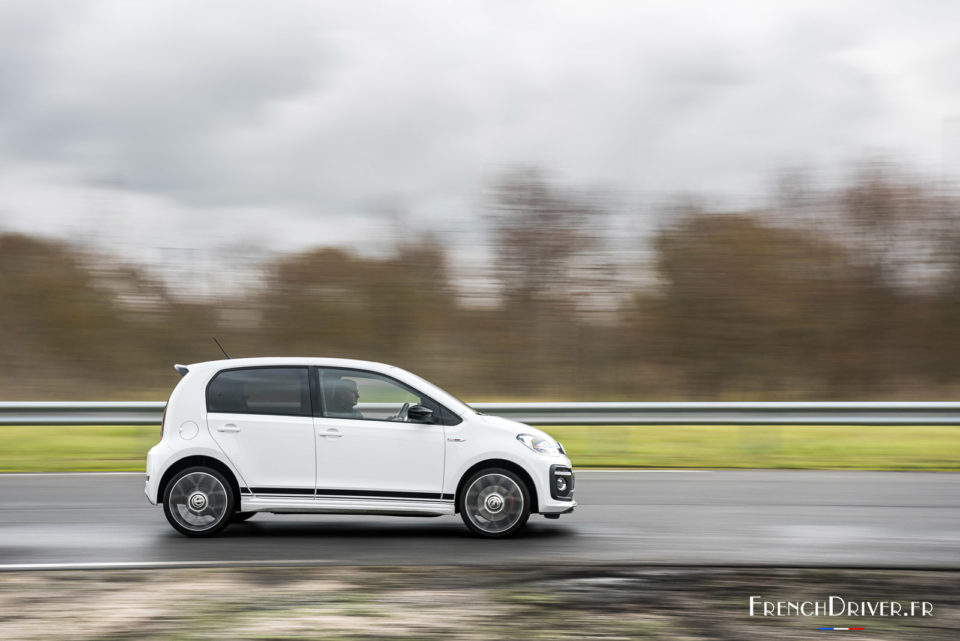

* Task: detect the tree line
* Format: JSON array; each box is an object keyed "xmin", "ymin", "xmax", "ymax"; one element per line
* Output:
[{"xmin": 2, "ymin": 162, "xmax": 959, "ymax": 400}]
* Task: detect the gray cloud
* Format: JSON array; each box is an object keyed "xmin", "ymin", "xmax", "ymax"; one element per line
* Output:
[{"xmin": 0, "ymin": 0, "xmax": 957, "ymax": 260}]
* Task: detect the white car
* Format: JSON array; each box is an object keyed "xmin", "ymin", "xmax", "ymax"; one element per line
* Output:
[{"xmin": 145, "ymin": 357, "xmax": 575, "ymax": 537}]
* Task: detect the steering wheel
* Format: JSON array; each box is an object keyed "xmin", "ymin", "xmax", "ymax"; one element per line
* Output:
[{"xmin": 391, "ymin": 402, "xmax": 411, "ymax": 422}]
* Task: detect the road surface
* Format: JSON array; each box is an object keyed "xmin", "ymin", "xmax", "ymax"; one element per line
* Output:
[{"xmin": 1, "ymin": 470, "xmax": 957, "ymax": 569}]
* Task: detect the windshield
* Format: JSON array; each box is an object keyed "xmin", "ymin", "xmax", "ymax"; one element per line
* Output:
[{"xmin": 404, "ymin": 371, "xmax": 479, "ymax": 415}]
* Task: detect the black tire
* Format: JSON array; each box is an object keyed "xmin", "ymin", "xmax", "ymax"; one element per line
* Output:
[
  {"xmin": 162, "ymin": 466, "xmax": 235, "ymax": 537},
  {"xmin": 230, "ymin": 511, "xmax": 256, "ymax": 523},
  {"xmin": 458, "ymin": 467, "xmax": 531, "ymax": 538}
]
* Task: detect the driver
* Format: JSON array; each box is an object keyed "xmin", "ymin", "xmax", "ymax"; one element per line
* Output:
[{"xmin": 327, "ymin": 378, "xmax": 363, "ymax": 419}]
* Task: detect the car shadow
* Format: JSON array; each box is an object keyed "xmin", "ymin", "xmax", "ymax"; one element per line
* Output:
[{"xmin": 199, "ymin": 518, "xmax": 576, "ymax": 541}]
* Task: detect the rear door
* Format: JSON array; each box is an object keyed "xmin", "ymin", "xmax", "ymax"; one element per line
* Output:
[{"xmin": 207, "ymin": 367, "xmax": 316, "ymax": 496}]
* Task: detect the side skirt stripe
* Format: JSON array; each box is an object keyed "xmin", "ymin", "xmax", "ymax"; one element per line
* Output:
[
  {"xmin": 315, "ymin": 488, "xmax": 442, "ymax": 500},
  {"xmin": 249, "ymin": 487, "xmax": 314, "ymax": 495},
  {"xmin": 245, "ymin": 487, "xmax": 454, "ymax": 501}
]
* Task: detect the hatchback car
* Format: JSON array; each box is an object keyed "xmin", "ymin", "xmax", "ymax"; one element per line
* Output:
[{"xmin": 145, "ymin": 358, "xmax": 575, "ymax": 537}]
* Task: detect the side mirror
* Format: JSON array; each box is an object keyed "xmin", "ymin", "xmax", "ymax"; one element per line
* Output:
[{"xmin": 407, "ymin": 404, "xmax": 434, "ymax": 423}]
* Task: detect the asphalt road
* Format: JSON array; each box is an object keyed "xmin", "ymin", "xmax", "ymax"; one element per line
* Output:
[{"xmin": 1, "ymin": 470, "xmax": 958, "ymax": 570}]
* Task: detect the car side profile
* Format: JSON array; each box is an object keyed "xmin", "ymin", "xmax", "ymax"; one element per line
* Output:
[{"xmin": 145, "ymin": 357, "xmax": 575, "ymax": 537}]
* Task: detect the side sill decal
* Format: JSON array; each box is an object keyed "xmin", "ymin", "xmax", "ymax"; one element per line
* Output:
[
  {"xmin": 249, "ymin": 487, "xmax": 314, "ymax": 495},
  {"xmin": 315, "ymin": 488, "xmax": 443, "ymax": 500},
  {"xmin": 246, "ymin": 487, "xmax": 455, "ymax": 501}
]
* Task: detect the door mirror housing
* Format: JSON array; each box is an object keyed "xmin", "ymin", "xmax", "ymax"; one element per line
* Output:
[{"xmin": 407, "ymin": 404, "xmax": 434, "ymax": 423}]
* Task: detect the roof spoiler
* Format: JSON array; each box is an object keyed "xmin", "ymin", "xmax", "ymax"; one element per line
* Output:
[{"xmin": 174, "ymin": 364, "xmax": 189, "ymax": 377}]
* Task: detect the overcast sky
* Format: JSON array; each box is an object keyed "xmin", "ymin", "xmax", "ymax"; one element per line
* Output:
[{"xmin": 0, "ymin": 0, "xmax": 958, "ymax": 283}]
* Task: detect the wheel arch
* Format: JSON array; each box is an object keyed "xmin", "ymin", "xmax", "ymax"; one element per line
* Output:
[
  {"xmin": 157, "ymin": 455, "xmax": 242, "ymax": 511},
  {"xmin": 454, "ymin": 458, "xmax": 539, "ymax": 514}
]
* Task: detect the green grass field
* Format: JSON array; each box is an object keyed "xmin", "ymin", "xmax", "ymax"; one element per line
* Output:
[
  {"xmin": 1, "ymin": 423, "xmax": 958, "ymax": 472},
  {"xmin": 548, "ymin": 424, "xmax": 960, "ymax": 470}
]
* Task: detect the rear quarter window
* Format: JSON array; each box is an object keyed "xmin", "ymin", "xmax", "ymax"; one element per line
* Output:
[{"xmin": 206, "ymin": 367, "xmax": 310, "ymax": 417}]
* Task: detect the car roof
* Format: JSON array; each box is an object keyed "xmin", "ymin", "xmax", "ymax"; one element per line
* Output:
[{"xmin": 187, "ymin": 357, "xmax": 400, "ymax": 372}]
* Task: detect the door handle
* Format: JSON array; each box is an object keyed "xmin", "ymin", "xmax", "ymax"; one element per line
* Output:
[
  {"xmin": 216, "ymin": 424, "xmax": 241, "ymax": 433},
  {"xmin": 319, "ymin": 429, "xmax": 342, "ymax": 438}
]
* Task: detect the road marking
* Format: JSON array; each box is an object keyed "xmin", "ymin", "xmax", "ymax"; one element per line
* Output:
[
  {"xmin": 1, "ymin": 559, "xmax": 950, "ymax": 572},
  {"xmin": 575, "ymin": 470, "xmax": 712, "ymax": 474},
  {"xmin": 0, "ymin": 472, "xmax": 143, "ymax": 477},
  {"xmin": 0, "ymin": 559, "xmax": 346, "ymax": 571}
]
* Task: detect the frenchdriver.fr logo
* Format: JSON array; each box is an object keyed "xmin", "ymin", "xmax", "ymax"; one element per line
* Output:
[{"xmin": 749, "ymin": 595, "xmax": 934, "ymax": 631}]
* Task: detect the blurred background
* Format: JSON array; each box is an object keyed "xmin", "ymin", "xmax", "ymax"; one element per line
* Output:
[
  {"xmin": 1, "ymin": 7, "xmax": 959, "ymax": 640},
  {"xmin": 1, "ymin": 1, "xmax": 960, "ymax": 403}
]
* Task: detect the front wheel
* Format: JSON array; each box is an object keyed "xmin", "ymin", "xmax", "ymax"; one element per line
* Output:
[
  {"xmin": 459, "ymin": 468, "xmax": 531, "ymax": 538},
  {"xmin": 163, "ymin": 466, "xmax": 234, "ymax": 537}
]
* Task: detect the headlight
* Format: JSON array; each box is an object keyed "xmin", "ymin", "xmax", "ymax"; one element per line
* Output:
[{"xmin": 516, "ymin": 433, "xmax": 560, "ymax": 456}]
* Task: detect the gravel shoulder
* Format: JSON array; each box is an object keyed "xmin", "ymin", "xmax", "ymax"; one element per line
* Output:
[{"xmin": 1, "ymin": 566, "xmax": 956, "ymax": 640}]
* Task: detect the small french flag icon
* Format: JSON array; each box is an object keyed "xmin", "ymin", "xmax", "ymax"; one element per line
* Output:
[{"xmin": 818, "ymin": 627, "xmax": 865, "ymax": 631}]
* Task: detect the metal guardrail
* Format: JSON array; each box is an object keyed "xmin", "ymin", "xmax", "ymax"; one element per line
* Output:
[
  {"xmin": 0, "ymin": 402, "xmax": 166, "ymax": 426},
  {"xmin": 1, "ymin": 401, "xmax": 959, "ymax": 426},
  {"xmin": 477, "ymin": 402, "xmax": 960, "ymax": 425}
]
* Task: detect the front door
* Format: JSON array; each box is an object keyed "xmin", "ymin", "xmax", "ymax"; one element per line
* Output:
[
  {"xmin": 314, "ymin": 367, "xmax": 445, "ymax": 498},
  {"xmin": 207, "ymin": 367, "xmax": 316, "ymax": 496}
]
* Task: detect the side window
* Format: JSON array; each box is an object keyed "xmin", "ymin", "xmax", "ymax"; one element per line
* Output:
[
  {"xmin": 319, "ymin": 368, "xmax": 440, "ymax": 423},
  {"xmin": 207, "ymin": 368, "xmax": 310, "ymax": 417}
]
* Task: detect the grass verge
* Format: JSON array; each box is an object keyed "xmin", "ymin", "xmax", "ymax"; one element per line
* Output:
[
  {"xmin": 0, "ymin": 423, "xmax": 958, "ymax": 472},
  {"xmin": 548, "ymin": 424, "xmax": 960, "ymax": 471}
]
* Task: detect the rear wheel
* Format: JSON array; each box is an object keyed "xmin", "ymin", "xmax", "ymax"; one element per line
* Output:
[
  {"xmin": 163, "ymin": 466, "xmax": 234, "ymax": 537},
  {"xmin": 459, "ymin": 468, "xmax": 530, "ymax": 538}
]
